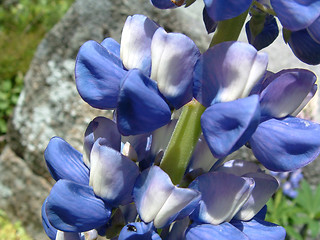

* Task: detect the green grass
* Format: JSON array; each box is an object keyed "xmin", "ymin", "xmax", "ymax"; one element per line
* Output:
[{"xmin": 0, "ymin": 210, "xmax": 32, "ymax": 240}]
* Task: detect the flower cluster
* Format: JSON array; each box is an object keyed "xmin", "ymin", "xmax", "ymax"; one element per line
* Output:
[
  {"xmin": 151, "ymin": 0, "xmax": 320, "ymax": 64},
  {"xmin": 41, "ymin": 8, "xmax": 320, "ymax": 240}
]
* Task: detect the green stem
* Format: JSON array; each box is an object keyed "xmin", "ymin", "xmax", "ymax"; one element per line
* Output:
[
  {"xmin": 160, "ymin": 10, "xmax": 249, "ymax": 185},
  {"xmin": 209, "ymin": 10, "xmax": 249, "ymax": 47},
  {"xmin": 160, "ymin": 100, "xmax": 205, "ymax": 185}
]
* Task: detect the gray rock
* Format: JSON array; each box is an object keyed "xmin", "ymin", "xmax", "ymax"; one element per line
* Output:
[{"xmin": 0, "ymin": 146, "xmax": 51, "ymax": 239}]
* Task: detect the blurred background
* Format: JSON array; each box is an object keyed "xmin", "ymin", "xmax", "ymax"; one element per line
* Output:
[{"xmin": 0, "ymin": 0, "xmax": 319, "ymax": 239}]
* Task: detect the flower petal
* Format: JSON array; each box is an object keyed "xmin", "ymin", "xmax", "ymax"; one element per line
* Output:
[
  {"xmin": 46, "ymin": 179, "xmax": 111, "ymax": 232},
  {"xmin": 118, "ymin": 222, "xmax": 161, "ymax": 240},
  {"xmin": 150, "ymin": 0, "xmax": 176, "ymax": 9},
  {"xmin": 190, "ymin": 172, "xmax": 255, "ymax": 225},
  {"xmin": 288, "ymin": 29, "xmax": 320, "ymax": 65},
  {"xmin": 100, "ymin": 38, "xmax": 121, "ymax": 58},
  {"xmin": 42, "ymin": 198, "xmax": 57, "ymax": 240},
  {"xmin": 232, "ymin": 218, "xmax": 286, "ymax": 240},
  {"xmin": 133, "ymin": 166, "xmax": 200, "ymax": 228},
  {"xmin": 215, "ymin": 159, "xmax": 261, "ymax": 176},
  {"xmin": 307, "ymin": 16, "xmax": 320, "ymax": 44},
  {"xmin": 250, "ymin": 117, "xmax": 320, "ymax": 171},
  {"xmin": 151, "ymin": 28, "xmax": 200, "ymax": 109},
  {"xmin": 185, "ymin": 223, "xmax": 249, "ymax": 240},
  {"xmin": 259, "ymin": 69, "xmax": 317, "ymax": 118},
  {"xmin": 193, "ymin": 41, "xmax": 268, "ymax": 107},
  {"xmin": 84, "ymin": 116, "xmax": 121, "ymax": 166},
  {"xmin": 90, "ymin": 138, "xmax": 139, "ymax": 206},
  {"xmin": 75, "ymin": 40, "xmax": 126, "ymax": 109},
  {"xmin": 44, "ymin": 137, "xmax": 89, "ymax": 185},
  {"xmin": 204, "ymin": 0, "xmax": 253, "ymax": 21},
  {"xmin": 270, "ymin": 0, "xmax": 320, "ymax": 31},
  {"xmin": 55, "ymin": 231, "xmax": 84, "ymax": 240},
  {"xmin": 203, "ymin": 7, "xmax": 217, "ymax": 34},
  {"xmin": 201, "ymin": 95, "xmax": 260, "ymax": 158},
  {"xmin": 117, "ymin": 69, "xmax": 171, "ymax": 136},
  {"xmin": 246, "ymin": 15, "xmax": 279, "ymax": 51},
  {"xmin": 234, "ymin": 172, "xmax": 279, "ymax": 221},
  {"xmin": 120, "ymin": 15, "xmax": 159, "ymax": 76}
]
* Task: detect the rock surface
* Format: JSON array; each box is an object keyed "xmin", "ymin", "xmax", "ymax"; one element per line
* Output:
[{"xmin": 2, "ymin": 0, "xmax": 320, "ymax": 238}]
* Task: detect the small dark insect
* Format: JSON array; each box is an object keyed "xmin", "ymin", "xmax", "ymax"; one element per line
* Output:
[{"xmin": 127, "ymin": 224, "xmax": 137, "ymax": 232}]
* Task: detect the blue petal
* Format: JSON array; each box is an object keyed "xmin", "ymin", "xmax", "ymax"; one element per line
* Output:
[
  {"xmin": 189, "ymin": 172, "xmax": 255, "ymax": 225},
  {"xmin": 203, "ymin": 7, "xmax": 217, "ymax": 34},
  {"xmin": 122, "ymin": 133, "xmax": 151, "ymax": 162},
  {"xmin": 151, "ymin": 28, "xmax": 200, "ymax": 109},
  {"xmin": 201, "ymin": 95, "xmax": 260, "ymax": 158},
  {"xmin": 89, "ymin": 138, "xmax": 140, "ymax": 206},
  {"xmin": 133, "ymin": 166, "xmax": 200, "ymax": 228},
  {"xmin": 288, "ymin": 28, "xmax": 320, "ymax": 65},
  {"xmin": 193, "ymin": 41, "xmax": 268, "ymax": 107},
  {"xmin": 246, "ymin": 15, "xmax": 279, "ymax": 51},
  {"xmin": 259, "ymin": 69, "xmax": 317, "ymax": 118},
  {"xmin": 42, "ymin": 198, "xmax": 57, "ymax": 240},
  {"xmin": 231, "ymin": 218, "xmax": 286, "ymax": 240},
  {"xmin": 234, "ymin": 172, "xmax": 279, "ymax": 221},
  {"xmin": 118, "ymin": 222, "xmax": 161, "ymax": 240},
  {"xmin": 270, "ymin": 0, "xmax": 320, "ymax": 31},
  {"xmin": 84, "ymin": 116, "xmax": 121, "ymax": 166},
  {"xmin": 204, "ymin": 0, "xmax": 253, "ymax": 21},
  {"xmin": 44, "ymin": 137, "xmax": 89, "ymax": 185},
  {"xmin": 46, "ymin": 179, "xmax": 111, "ymax": 232},
  {"xmin": 75, "ymin": 40, "xmax": 126, "ymax": 109},
  {"xmin": 100, "ymin": 38, "xmax": 121, "ymax": 58},
  {"xmin": 250, "ymin": 117, "xmax": 320, "ymax": 171},
  {"xmin": 215, "ymin": 159, "xmax": 261, "ymax": 176},
  {"xmin": 117, "ymin": 69, "xmax": 171, "ymax": 136},
  {"xmin": 55, "ymin": 231, "xmax": 84, "ymax": 240},
  {"xmin": 150, "ymin": 0, "xmax": 176, "ymax": 9},
  {"xmin": 307, "ymin": 16, "xmax": 320, "ymax": 44},
  {"xmin": 185, "ymin": 223, "xmax": 249, "ymax": 240},
  {"xmin": 121, "ymin": 15, "xmax": 159, "ymax": 76}
]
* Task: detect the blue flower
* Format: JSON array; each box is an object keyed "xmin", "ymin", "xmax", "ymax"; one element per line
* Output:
[{"xmin": 75, "ymin": 14, "xmax": 200, "ymax": 136}]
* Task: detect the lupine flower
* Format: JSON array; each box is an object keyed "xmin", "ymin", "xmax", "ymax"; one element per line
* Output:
[
  {"xmin": 270, "ymin": 169, "xmax": 303, "ymax": 198},
  {"xmin": 75, "ymin": 14, "xmax": 200, "ymax": 136}
]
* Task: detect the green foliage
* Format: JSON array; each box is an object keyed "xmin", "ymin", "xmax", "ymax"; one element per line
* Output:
[
  {"xmin": 0, "ymin": 0, "xmax": 74, "ymax": 135},
  {"xmin": 0, "ymin": 209, "xmax": 32, "ymax": 240},
  {"xmin": 266, "ymin": 180, "xmax": 320, "ymax": 240}
]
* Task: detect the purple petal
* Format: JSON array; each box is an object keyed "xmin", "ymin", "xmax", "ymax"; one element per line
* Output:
[
  {"xmin": 188, "ymin": 135, "xmax": 218, "ymax": 174},
  {"xmin": 201, "ymin": 95, "xmax": 260, "ymax": 158},
  {"xmin": 150, "ymin": 0, "xmax": 176, "ymax": 9},
  {"xmin": 90, "ymin": 138, "xmax": 139, "ymax": 206},
  {"xmin": 100, "ymin": 38, "xmax": 121, "ymax": 58},
  {"xmin": 75, "ymin": 40, "xmax": 126, "ymax": 109},
  {"xmin": 235, "ymin": 172, "xmax": 279, "ymax": 221},
  {"xmin": 117, "ymin": 69, "xmax": 171, "ymax": 136},
  {"xmin": 84, "ymin": 116, "xmax": 121, "ymax": 166},
  {"xmin": 270, "ymin": 0, "xmax": 320, "ymax": 31},
  {"xmin": 46, "ymin": 179, "xmax": 111, "ymax": 232},
  {"xmin": 203, "ymin": 7, "xmax": 217, "ymax": 34},
  {"xmin": 307, "ymin": 16, "xmax": 320, "ymax": 44},
  {"xmin": 189, "ymin": 172, "xmax": 255, "ymax": 225},
  {"xmin": 44, "ymin": 137, "xmax": 89, "ymax": 185},
  {"xmin": 122, "ymin": 133, "xmax": 151, "ymax": 162},
  {"xmin": 204, "ymin": 0, "xmax": 253, "ymax": 21},
  {"xmin": 118, "ymin": 222, "xmax": 161, "ymax": 240},
  {"xmin": 133, "ymin": 166, "xmax": 200, "ymax": 228},
  {"xmin": 151, "ymin": 28, "xmax": 200, "ymax": 109},
  {"xmin": 185, "ymin": 223, "xmax": 249, "ymax": 240},
  {"xmin": 232, "ymin": 218, "xmax": 286, "ymax": 240},
  {"xmin": 292, "ymin": 83, "xmax": 317, "ymax": 116},
  {"xmin": 259, "ymin": 69, "xmax": 317, "ymax": 118},
  {"xmin": 193, "ymin": 41, "xmax": 268, "ymax": 107},
  {"xmin": 246, "ymin": 15, "xmax": 279, "ymax": 51},
  {"xmin": 120, "ymin": 14, "xmax": 159, "ymax": 76},
  {"xmin": 250, "ymin": 117, "xmax": 320, "ymax": 171},
  {"xmin": 215, "ymin": 159, "xmax": 261, "ymax": 176},
  {"xmin": 42, "ymin": 198, "xmax": 57, "ymax": 240},
  {"xmin": 288, "ymin": 28, "xmax": 320, "ymax": 65}
]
